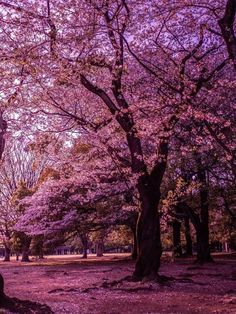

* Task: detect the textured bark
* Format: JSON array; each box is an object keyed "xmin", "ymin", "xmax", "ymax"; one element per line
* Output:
[
  {"xmin": 173, "ymin": 219, "xmax": 182, "ymax": 257},
  {"xmin": 134, "ymin": 207, "xmax": 161, "ymax": 280},
  {"xmin": 184, "ymin": 217, "xmax": 193, "ymax": 256},
  {"xmin": 133, "ymin": 173, "xmax": 163, "ymax": 280}
]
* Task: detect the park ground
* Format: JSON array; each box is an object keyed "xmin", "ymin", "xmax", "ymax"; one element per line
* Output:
[{"xmin": 0, "ymin": 253, "xmax": 236, "ymax": 314}]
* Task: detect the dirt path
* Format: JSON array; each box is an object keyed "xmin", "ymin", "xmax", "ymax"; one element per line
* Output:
[{"xmin": 0, "ymin": 254, "xmax": 236, "ymax": 313}]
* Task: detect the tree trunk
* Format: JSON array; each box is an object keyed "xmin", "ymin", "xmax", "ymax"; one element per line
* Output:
[
  {"xmin": 96, "ymin": 241, "xmax": 104, "ymax": 257},
  {"xmin": 133, "ymin": 140, "xmax": 169, "ymax": 281},
  {"xmin": 38, "ymin": 247, "xmax": 44, "ymax": 259},
  {"xmin": 173, "ymin": 219, "xmax": 182, "ymax": 257},
  {"xmin": 21, "ymin": 237, "xmax": 31, "ymax": 262},
  {"xmin": 3, "ymin": 245, "xmax": 10, "ymax": 262},
  {"xmin": 134, "ymin": 206, "xmax": 161, "ymax": 280},
  {"xmin": 0, "ymin": 114, "xmax": 7, "ymax": 304},
  {"xmin": 0, "ymin": 273, "xmax": 6, "ymax": 302},
  {"xmin": 131, "ymin": 225, "xmax": 138, "ymax": 260},
  {"xmin": 196, "ymin": 226, "xmax": 212, "ymax": 263},
  {"xmin": 219, "ymin": 0, "xmax": 236, "ymax": 69},
  {"xmin": 80, "ymin": 234, "xmax": 88, "ymax": 259},
  {"xmin": 34, "ymin": 235, "xmax": 44, "ymax": 259},
  {"xmin": 184, "ymin": 217, "xmax": 193, "ymax": 256},
  {"xmin": 133, "ymin": 177, "xmax": 162, "ymax": 280},
  {"xmin": 195, "ymin": 157, "xmax": 213, "ymax": 263}
]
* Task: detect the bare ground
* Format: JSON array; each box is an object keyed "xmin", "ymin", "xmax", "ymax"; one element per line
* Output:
[{"xmin": 0, "ymin": 253, "xmax": 236, "ymax": 314}]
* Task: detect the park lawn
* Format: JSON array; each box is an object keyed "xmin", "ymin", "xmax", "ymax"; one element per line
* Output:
[{"xmin": 0, "ymin": 253, "xmax": 236, "ymax": 314}]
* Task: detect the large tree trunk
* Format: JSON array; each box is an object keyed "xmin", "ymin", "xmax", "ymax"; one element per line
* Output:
[
  {"xmin": 133, "ymin": 176, "xmax": 162, "ymax": 280},
  {"xmin": 134, "ymin": 203, "xmax": 162, "ymax": 280},
  {"xmin": 172, "ymin": 219, "xmax": 182, "ymax": 257},
  {"xmin": 21, "ymin": 236, "xmax": 31, "ymax": 262},
  {"xmin": 196, "ymin": 226, "xmax": 212, "ymax": 263},
  {"xmin": 184, "ymin": 217, "xmax": 193, "ymax": 256},
  {"xmin": 133, "ymin": 141, "xmax": 169, "ymax": 280}
]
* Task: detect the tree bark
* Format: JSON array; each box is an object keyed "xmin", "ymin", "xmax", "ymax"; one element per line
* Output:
[
  {"xmin": 184, "ymin": 217, "xmax": 193, "ymax": 256},
  {"xmin": 133, "ymin": 171, "xmax": 164, "ymax": 280},
  {"xmin": 134, "ymin": 198, "xmax": 162, "ymax": 280},
  {"xmin": 173, "ymin": 219, "xmax": 182, "ymax": 257}
]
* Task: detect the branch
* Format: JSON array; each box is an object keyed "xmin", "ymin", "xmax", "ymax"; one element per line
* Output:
[{"xmin": 219, "ymin": 0, "xmax": 236, "ymax": 68}]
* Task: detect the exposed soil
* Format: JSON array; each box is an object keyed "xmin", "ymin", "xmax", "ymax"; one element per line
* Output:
[{"xmin": 0, "ymin": 253, "xmax": 236, "ymax": 314}]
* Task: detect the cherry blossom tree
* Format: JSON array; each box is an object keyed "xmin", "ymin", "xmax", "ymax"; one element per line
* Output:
[{"xmin": 0, "ymin": 0, "xmax": 235, "ymax": 281}]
